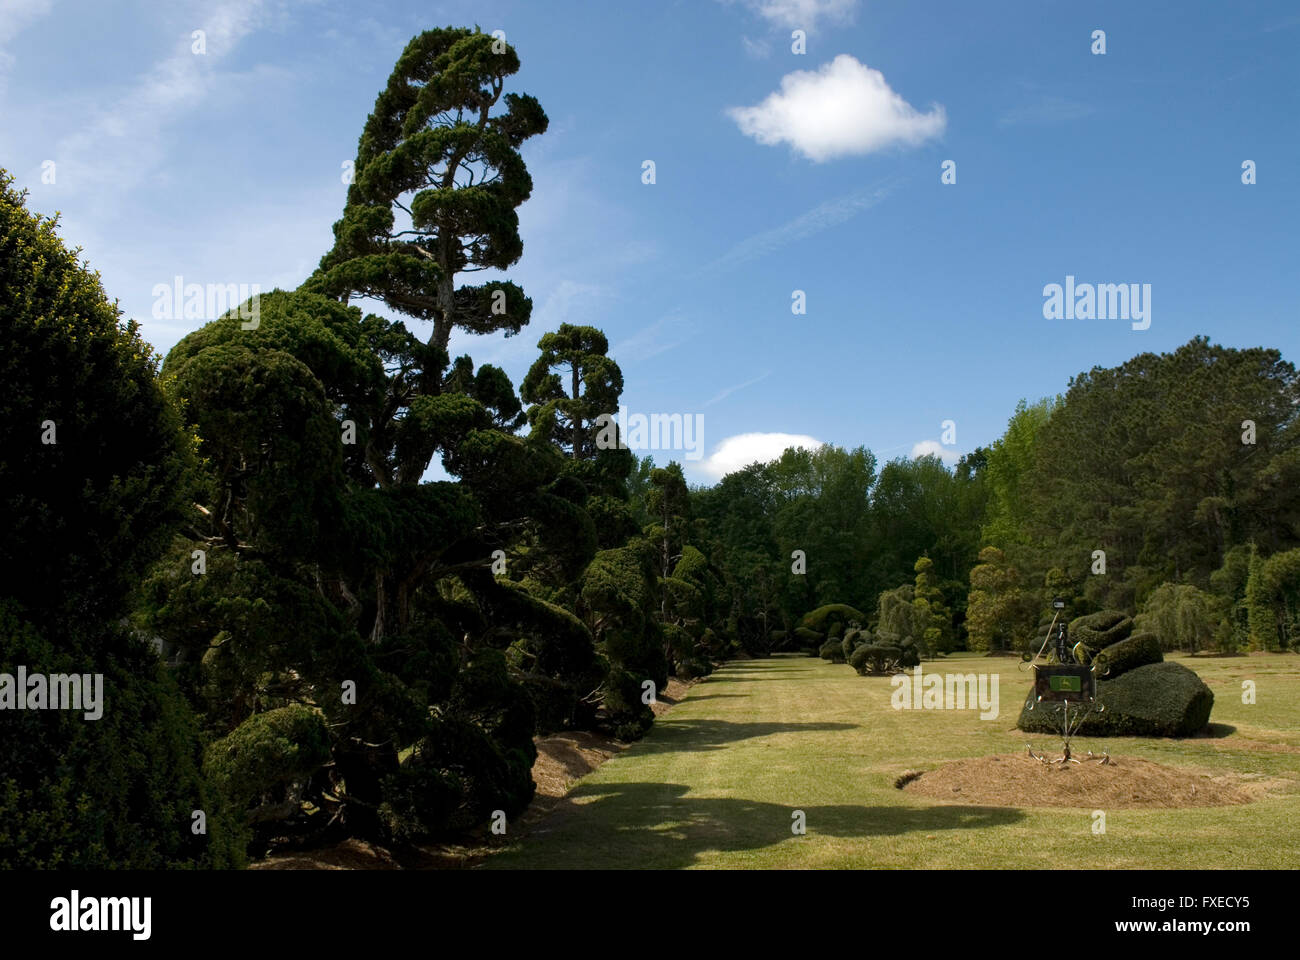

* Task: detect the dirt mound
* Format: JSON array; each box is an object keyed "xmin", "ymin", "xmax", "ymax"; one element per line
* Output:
[{"xmin": 899, "ymin": 753, "xmax": 1261, "ymax": 808}]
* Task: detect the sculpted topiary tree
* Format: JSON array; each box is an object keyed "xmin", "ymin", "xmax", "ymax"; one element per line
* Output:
[
  {"xmin": 966, "ymin": 546, "xmax": 1038, "ymax": 652},
  {"xmin": 912, "ymin": 556, "xmax": 953, "ymax": 656},
  {"xmin": 305, "ymin": 25, "xmax": 548, "ymax": 484},
  {"xmin": 142, "ymin": 33, "xmax": 604, "ymax": 844},
  {"xmin": 522, "ymin": 324, "xmax": 623, "ymax": 460}
]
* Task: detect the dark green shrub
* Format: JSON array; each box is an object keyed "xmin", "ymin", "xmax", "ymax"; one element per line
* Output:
[
  {"xmin": 204, "ymin": 705, "xmax": 331, "ymax": 824},
  {"xmin": 849, "ymin": 640, "xmax": 919, "ymax": 675},
  {"xmin": 842, "ymin": 627, "xmax": 869, "ymax": 661},
  {"xmin": 799, "ymin": 604, "xmax": 866, "ymax": 636},
  {"xmin": 1017, "ymin": 661, "xmax": 1213, "ymax": 737},
  {"xmin": 1094, "ymin": 631, "xmax": 1162, "ymax": 679},
  {"xmin": 0, "ymin": 175, "xmax": 243, "ymax": 868},
  {"xmin": 819, "ymin": 639, "xmax": 845, "ymax": 663},
  {"xmin": 795, "ymin": 627, "xmax": 824, "ymax": 646}
]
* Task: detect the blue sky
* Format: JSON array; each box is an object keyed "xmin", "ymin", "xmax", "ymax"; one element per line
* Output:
[{"xmin": 3, "ymin": 0, "xmax": 1297, "ymax": 484}]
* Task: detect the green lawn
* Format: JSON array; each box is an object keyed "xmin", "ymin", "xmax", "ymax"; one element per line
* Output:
[{"xmin": 486, "ymin": 652, "xmax": 1300, "ymax": 869}]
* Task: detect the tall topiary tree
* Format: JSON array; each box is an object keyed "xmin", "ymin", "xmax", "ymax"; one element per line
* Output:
[
  {"xmin": 966, "ymin": 546, "xmax": 1038, "ymax": 652},
  {"xmin": 912, "ymin": 556, "xmax": 954, "ymax": 655},
  {"xmin": 305, "ymin": 25, "xmax": 548, "ymax": 484}
]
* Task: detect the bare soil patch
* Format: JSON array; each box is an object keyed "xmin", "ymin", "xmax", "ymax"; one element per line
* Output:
[{"xmin": 899, "ymin": 753, "xmax": 1268, "ymax": 808}]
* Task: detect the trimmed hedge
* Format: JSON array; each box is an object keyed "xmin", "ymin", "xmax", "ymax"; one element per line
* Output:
[
  {"xmin": 819, "ymin": 639, "xmax": 846, "ymax": 663},
  {"xmin": 849, "ymin": 640, "xmax": 919, "ymax": 676},
  {"xmin": 1094, "ymin": 631, "xmax": 1162, "ymax": 679},
  {"xmin": 842, "ymin": 627, "xmax": 868, "ymax": 661},
  {"xmin": 799, "ymin": 604, "xmax": 866, "ymax": 635},
  {"xmin": 795, "ymin": 627, "xmax": 824, "ymax": 653},
  {"xmin": 1068, "ymin": 610, "xmax": 1133, "ymax": 650},
  {"xmin": 1017, "ymin": 661, "xmax": 1213, "ymax": 737}
]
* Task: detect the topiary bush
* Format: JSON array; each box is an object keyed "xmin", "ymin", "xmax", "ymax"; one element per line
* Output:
[
  {"xmin": 1068, "ymin": 610, "xmax": 1133, "ymax": 650},
  {"xmin": 849, "ymin": 639, "xmax": 919, "ymax": 676},
  {"xmin": 204, "ymin": 704, "xmax": 331, "ymax": 825},
  {"xmin": 819, "ymin": 639, "xmax": 845, "ymax": 663},
  {"xmin": 1093, "ymin": 630, "xmax": 1162, "ymax": 679},
  {"xmin": 1017, "ymin": 661, "xmax": 1213, "ymax": 737},
  {"xmin": 796, "ymin": 626, "xmax": 824, "ymax": 650},
  {"xmin": 799, "ymin": 604, "xmax": 866, "ymax": 636},
  {"xmin": 842, "ymin": 626, "xmax": 869, "ymax": 661}
]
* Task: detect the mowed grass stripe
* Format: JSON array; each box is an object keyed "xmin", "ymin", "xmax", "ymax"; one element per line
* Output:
[{"xmin": 485, "ymin": 653, "xmax": 1300, "ymax": 869}]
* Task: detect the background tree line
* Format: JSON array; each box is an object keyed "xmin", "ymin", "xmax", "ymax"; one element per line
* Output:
[{"xmin": 691, "ymin": 337, "xmax": 1300, "ymax": 660}]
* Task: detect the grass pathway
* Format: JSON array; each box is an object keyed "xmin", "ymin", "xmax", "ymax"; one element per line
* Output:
[{"xmin": 486, "ymin": 653, "xmax": 1300, "ymax": 869}]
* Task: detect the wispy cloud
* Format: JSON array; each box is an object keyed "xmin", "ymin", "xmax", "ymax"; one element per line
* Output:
[
  {"xmin": 49, "ymin": 0, "xmax": 272, "ymax": 202},
  {"xmin": 702, "ymin": 177, "xmax": 899, "ymax": 275},
  {"xmin": 0, "ymin": 0, "xmax": 52, "ymax": 91},
  {"xmin": 705, "ymin": 371, "xmax": 771, "ymax": 407},
  {"xmin": 721, "ymin": 0, "xmax": 859, "ymax": 33},
  {"xmin": 609, "ymin": 311, "xmax": 693, "ymax": 366},
  {"xmin": 998, "ymin": 95, "xmax": 1095, "ymax": 127}
]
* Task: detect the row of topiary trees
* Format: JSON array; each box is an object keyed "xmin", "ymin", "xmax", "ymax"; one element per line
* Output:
[{"xmin": 0, "ymin": 28, "xmax": 739, "ymax": 868}]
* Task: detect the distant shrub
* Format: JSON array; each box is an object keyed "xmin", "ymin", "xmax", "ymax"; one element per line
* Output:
[
  {"xmin": 795, "ymin": 627, "xmax": 824, "ymax": 646},
  {"xmin": 842, "ymin": 626, "xmax": 869, "ymax": 661},
  {"xmin": 799, "ymin": 604, "xmax": 866, "ymax": 635},
  {"xmin": 849, "ymin": 640, "xmax": 919, "ymax": 676},
  {"xmin": 819, "ymin": 639, "xmax": 845, "ymax": 663}
]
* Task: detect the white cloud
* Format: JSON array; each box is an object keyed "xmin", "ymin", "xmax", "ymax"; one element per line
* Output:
[
  {"xmin": 741, "ymin": 35, "xmax": 771, "ymax": 59},
  {"xmin": 728, "ymin": 54, "xmax": 946, "ymax": 162},
  {"xmin": 725, "ymin": 0, "xmax": 858, "ymax": 32},
  {"xmin": 698, "ymin": 432, "xmax": 824, "ymax": 480},
  {"xmin": 910, "ymin": 440, "xmax": 961, "ymax": 464}
]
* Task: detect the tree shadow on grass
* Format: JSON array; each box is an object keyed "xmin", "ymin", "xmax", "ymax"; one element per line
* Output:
[
  {"xmin": 496, "ymin": 781, "xmax": 1024, "ymax": 869},
  {"xmin": 1193, "ymin": 722, "xmax": 1238, "ymax": 738},
  {"xmin": 633, "ymin": 718, "xmax": 859, "ymax": 754}
]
